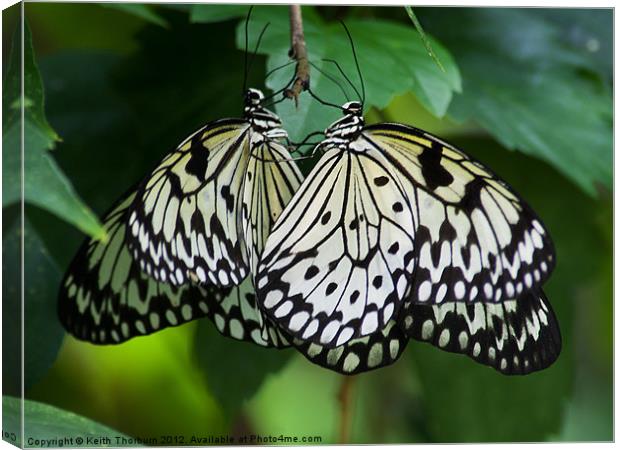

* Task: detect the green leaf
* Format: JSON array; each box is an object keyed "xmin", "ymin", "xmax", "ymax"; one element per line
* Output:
[
  {"xmin": 537, "ymin": 9, "xmax": 612, "ymax": 81},
  {"xmin": 2, "ymin": 21, "xmax": 105, "ymax": 240},
  {"xmin": 193, "ymin": 319, "xmax": 294, "ymax": 417},
  {"xmin": 101, "ymin": 4, "xmax": 168, "ymax": 28},
  {"xmin": 420, "ymin": 8, "xmax": 612, "ymax": 195},
  {"xmin": 3, "ymin": 215, "xmax": 65, "ymax": 392},
  {"xmin": 234, "ymin": 6, "xmax": 461, "ymax": 142},
  {"xmin": 189, "ymin": 4, "xmax": 248, "ymax": 23},
  {"xmin": 404, "ymin": 6, "xmax": 445, "ymax": 73},
  {"xmin": 3, "ymin": 396, "xmax": 129, "ymax": 447}
]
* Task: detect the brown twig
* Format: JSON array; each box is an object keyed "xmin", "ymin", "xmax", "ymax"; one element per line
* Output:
[
  {"xmin": 337, "ymin": 375, "xmax": 357, "ymax": 444},
  {"xmin": 285, "ymin": 4, "xmax": 310, "ymax": 105}
]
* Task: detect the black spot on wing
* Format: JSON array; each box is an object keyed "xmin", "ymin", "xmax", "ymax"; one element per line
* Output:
[
  {"xmin": 419, "ymin": 145, "xmax": 454, "ymax": 191},
  {"xmin": 185, "ymin": 137, "xmax": 210, "ymax": 181},
  {"xmin": 220, "ymin": 185, "xmax": 235, "ymax": 212}
]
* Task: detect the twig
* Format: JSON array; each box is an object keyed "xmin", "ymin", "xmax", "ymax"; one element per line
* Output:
[
  {"xmin": 337, "ymin": 376, "xmax": 357, "ymax": 444},
  {"xmin": 285, "ymin": 4, "xmax": 310, "ymax": 105},
  {"xmin": 405, "ymin": 6, "xmax": 445, "ymax": 73}
]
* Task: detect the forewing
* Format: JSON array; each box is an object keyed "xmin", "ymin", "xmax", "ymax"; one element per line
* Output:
[
  {"xmin": 241, "ymin": 138, "xmax": 304, "ymax": 275},
  {"xmin": 364, "ymin": 124, "xmax": 555, "ymax": 304},
  {"xmin": 126, "ymin": 120, "xmax": 251, "ymax": 287},
  {"xmin": 256, "ymin": 146, "xmax": 415, "ymax": 348},
  {"xmin": 58, "ymin": 192, "xmax": 227, "ymax": 344},
  {"xmin": 401, "ymin": 290, "xmax": 561, "ymax": 374}
]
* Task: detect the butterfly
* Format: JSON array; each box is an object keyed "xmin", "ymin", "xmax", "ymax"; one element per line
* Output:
[
  {"xmin": 124, "ymin": 88, "xmax": 303, "ymax": 288},
  {"xmin": 58, "ymin": 87, "xmax": 303, "ymax": 346},
  {"xmin": 256, "ymin": 98, "xmax": 555, "ymax": 347}
]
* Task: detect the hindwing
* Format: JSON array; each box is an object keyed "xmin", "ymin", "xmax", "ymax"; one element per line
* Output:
[
  {"xmin": 202, "ymin": 277, "xmax": 290, "ymax": 348},
  {"xmin": 401, "ymin": 290, "xmax": 561, "ymax": 374},
  {"xmin": 293, "ymin": 317, "xmax": 409, "ymax": 375},
  {"xmin": 58, "ymin": 191, "xmax": 227, "ymax": 344}
]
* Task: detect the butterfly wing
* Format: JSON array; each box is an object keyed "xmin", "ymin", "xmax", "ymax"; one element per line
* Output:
[
  {"xmin": 241, "ymin": 137, "xmax": 304, "ymax": 275},
  {"xmin": 363, "ymin": 123, "xmax": 555, "ymax": 304},
  {"xmin": 126, "ymin": 119, "xmax": 252, "ymax": 287},
  {"xmin": 256, "ymin": 146, "xmax": 416, "ymax": 348},
  {"xmin": 203, "ymin": 276, "xmax": 290, "ymax": 348},
  {"xmin": 58, "ymin": 191, "xmax": 228, "ymax": 344},
  {"xmin": 293, "ymin": 317, "xmax": 408, "ymax": 375},
  {"xmin": 401, "ymin": 290, "xmax": 561, "ymax": 374}
]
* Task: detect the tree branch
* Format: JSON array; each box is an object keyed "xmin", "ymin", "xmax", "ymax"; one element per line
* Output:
[
  {"xmin": 337, "ymin": 376, "xmax": 357, "ymax": 444},
  {"xmin": 285, "ymin": 4, "xmax": 310, "ymax": 105}
]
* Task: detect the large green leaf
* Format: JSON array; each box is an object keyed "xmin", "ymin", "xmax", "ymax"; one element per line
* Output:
[
  {"xmin": 419, "ymin": 8, "xmax": 612, "ymax": 196},
  {"xmin": 3, "ymin": 215, "xmax": 65, "ymax": 392},
  {"xmin": 193, "ymin": 319, "xmax": 294, "ymax": 418},
  {"xmin": 189, "ymin": 5, "xmax": 460, "ymax": 142},
  {"xmin": 3, "ymin": 396, "xmax": 129, "ymax": 447},
  {"xmin": 2, "ymin": 21, "xmax": 105, "ymax": 240}
]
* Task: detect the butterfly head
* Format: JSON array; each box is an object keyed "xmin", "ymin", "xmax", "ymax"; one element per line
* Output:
[
  {"xmin": 342, "ymin": 101, "xmax": 363, "ymax": 115},
  {"xmin": 245, "ymin": 88, "xmax": 265, "ymax": 108},
  {"xmin": 322, "ymin": 101, "xmax": 364, "ymax": 149},
  {"xmin": 244, "ymin": 88, "xmax": 287, "ymax": 139}
]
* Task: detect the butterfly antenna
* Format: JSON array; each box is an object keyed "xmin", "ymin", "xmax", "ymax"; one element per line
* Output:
[
  {"xmin": 307, "ymin": 86, "xmax": 342, "ymax": 110},
  {"xmin": 242, "ymin": 6, "xmax": 253, "ymax": 95},
  {"xmin": 263, "ymin": 70, "xmax": 297, "ymax": 104},
  {"xmin": 289, "ymin": 130, "xmax": 325, "ymax": 147},
  {"xmin": 309, "ymin": 61, "xmax": 350, "ymax": 102},
  {"xmin": 321, "ymin": 58, "xmax": 361, "ymax": 101},
  {"xmin": 340, "ymin": 21, "xmax": 365, "ymax": 105},
  {"xmin": 265, "ymin": 60, "xmax": 297, "ymax": 80},
  {"xmin": 247, "ymin": 22, "xmax": 270, "ymax": 83}
]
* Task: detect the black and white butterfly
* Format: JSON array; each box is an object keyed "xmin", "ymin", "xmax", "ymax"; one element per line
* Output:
[
  {"xmin": 255, "ymin": 100, "xmax": 555, "ymax": 349},
  {"xmin": 124, "ymin": 88, "xmax": 303, "ymax": 288},
  {"xmin": 254, "ymin": 21, "xmax": 558, "ymax": 374},
  {"xmin": 58, "ymin": 81, "xmax": 303, "ymax": 341}
]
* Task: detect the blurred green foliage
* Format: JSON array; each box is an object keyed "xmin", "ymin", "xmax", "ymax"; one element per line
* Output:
[{"xmin": 3, "ymin": 3, "xmax": 612, "ymax": 445}]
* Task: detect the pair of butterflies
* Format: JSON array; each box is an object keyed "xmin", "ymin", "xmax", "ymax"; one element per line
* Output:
[{"xmin": 58, "ymin": 86, "xmax": 561, "ymax": 376}]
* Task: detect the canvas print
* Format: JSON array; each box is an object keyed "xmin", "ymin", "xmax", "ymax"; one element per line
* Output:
[{"xmin": 2, "ymin": 2, "xmax": 613, "ymax": 446}]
